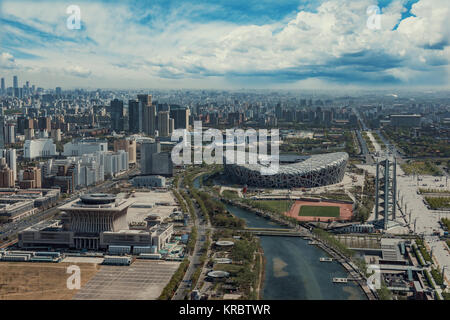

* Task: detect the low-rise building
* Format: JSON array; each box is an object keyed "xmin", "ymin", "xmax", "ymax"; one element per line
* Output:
[
  {"xmin": 131, "ymin": 175, "xmax": 166, "ymax": 188},
  {"xmin": 0, "ymin": 199, "xmax": 36, "ymax": 222},
  {"xmin": 18, "ymin": 193, "xmax": 173, "ymax": 251}
]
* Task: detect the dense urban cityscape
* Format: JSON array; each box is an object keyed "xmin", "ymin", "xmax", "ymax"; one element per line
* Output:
[
  {"xmin": 0, "ymin": 0, "xmax": 449, "ymax": 310},
  {"xmin": 0, "ymin": 75, "xmax": 449, "ymax": 301}
]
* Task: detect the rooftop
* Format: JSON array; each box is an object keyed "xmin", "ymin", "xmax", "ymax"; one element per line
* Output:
[{"xmin": 225, "ymin": 152, "xmax": 349, "ymax": 175}]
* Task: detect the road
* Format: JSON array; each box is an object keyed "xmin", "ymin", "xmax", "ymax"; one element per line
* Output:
[
  {"xmin": 172, "ymin": 175, "xmax": 210, "ymax": 300},
  {"xmin": 353, "ymin": 108, "xmax": 373, "ymax": 165}
]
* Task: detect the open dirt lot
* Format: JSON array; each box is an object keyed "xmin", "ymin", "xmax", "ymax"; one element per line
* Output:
[{"xmin": 0, "ymin": 262, "xmax": 100, "ymax": 300}]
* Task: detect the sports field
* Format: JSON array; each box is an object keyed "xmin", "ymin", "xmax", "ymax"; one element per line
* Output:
[
  {"xmin": 285, "ymin": 200, "xmax": 353, "ymax": 222},
  {"xmin": 299, "ymin": 205, "xmax": 340, "ymax": 217}
]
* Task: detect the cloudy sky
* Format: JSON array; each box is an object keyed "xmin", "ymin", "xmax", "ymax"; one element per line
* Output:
[{"xmin": 0, "ymin": 0, "xmax": 448, "ymax": 89}]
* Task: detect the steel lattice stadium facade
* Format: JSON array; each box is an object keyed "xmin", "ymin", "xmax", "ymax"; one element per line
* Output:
[{"xmin": 224, "ymin": 152, "xmax": 348, "ymax": 188}]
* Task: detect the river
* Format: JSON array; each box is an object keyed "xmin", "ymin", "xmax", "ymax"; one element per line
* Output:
[{"xmin": 225, "ymin": 204, "xmax": 367, "ymax": 300}]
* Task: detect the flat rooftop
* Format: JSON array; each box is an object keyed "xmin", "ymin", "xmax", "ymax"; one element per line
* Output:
[
  {"xmin": 119, "ymin": 191, "xmax": 177, "ymax": 224},
  {"xmin": 59, "ymin": 197, "xmax": 133, "ymax": 212}
]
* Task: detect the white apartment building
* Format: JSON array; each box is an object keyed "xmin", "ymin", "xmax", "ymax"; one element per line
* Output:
[
  {"xmin": 23, "ymin": 139, "xmax": 57, "ymax": 159},
  {"xmin": 100, "ymin": 150, "xmax": 129, "ymax": 177},
  {"xmin": 63, "ymin": 139, "xmax": 108, "ymax": 157}
]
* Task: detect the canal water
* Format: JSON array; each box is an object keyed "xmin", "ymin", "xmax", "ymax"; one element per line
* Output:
[{"xmin": 225, "ymin": 204, "xmax": 367, "ymax": 300}]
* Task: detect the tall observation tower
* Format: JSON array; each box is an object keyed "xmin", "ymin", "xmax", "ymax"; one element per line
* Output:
[{"xmin": 374, "ymin": 155, "xmax": 398, "ymax": 230}]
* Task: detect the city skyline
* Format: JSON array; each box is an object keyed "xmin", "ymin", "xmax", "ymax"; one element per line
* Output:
[{"xmin": 0, "ymin": 0, "xmax": 448, "ymax": 90}]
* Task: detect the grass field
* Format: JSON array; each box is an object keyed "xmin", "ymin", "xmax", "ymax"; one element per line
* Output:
[
  {"xmin": 299, "ymin": 205, "xmax": 340, "ymax": 217},
  {"xmin": 246, "ymin": 200, "xmax": 293, "ymax": 214},
  {"xmin": 425, "ymin": 197, "xmax": 450, "ymax": 209},
  {"xmin": 400, "ymin": 161, "xmax": 442, "ymax": 176}
]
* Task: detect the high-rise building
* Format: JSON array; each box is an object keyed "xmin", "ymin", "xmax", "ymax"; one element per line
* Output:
[
  {"xmin": 0, "ymin": 158, "xmax": 14, "ymax": 188},
  {"xmin": 0, "ymin": 78, "xmax": 5, "ymax": 95},
  {"xmin": 137, "ymin": 94, "xmax": 152, "ymax": 106},
  {"xmin": 20, "ymin": 167, "xmax": 42, "ymax": 189},
  {"xmin": 128, "ymin": 99, "xmax": 140, "ymax": 133},
  {"xmin": 13, "ymin": 75, "xmax": 18, "ymax": 89},
  {"xmin": 114, "ymin": 139, "xmax": 136, "ymax": 164},
  {"xmin": 1, "ymin": 148, "xmax": 17, "ymax": 180},
  {"xmin": 150, "ymin": 152, "xmax": 174, "ymax": 176},
  {"xmin": 169, "ymin": 118, "xmax": 174, "ymax": 135},
  {"xmin": 140, "ymin": 141, "xmax": 161, "ymax": 175},
  {"xmin": 170, "ymin": 106, "xmax": 190, "ymax": 130},
  {"xmin": 0, "ymin": 116, "xmax": 5, "ymax": 149},
  {"xmin": 275, "ymin": 103, "xmax": 283, "ymax": 119},
  {"xmin": 38, "ymin": 116, "xmax": 51, "ymax": 131},
  {"xmin": 140, "ymin": 140, "xmax": 173, "ymax": 176},
  {"xmin": 51, "ymin": 128, "xmax": 61, "ymax": 142},
  {"xmin": 5, "ymin": 123, "xmax": 15, "ymax": 144},
  {"xmin": 148, "ymin": 105, "xmax": 157, "ymax": 136},
  {"xmin": 158, "ymin": 111, "xmax": 170, "ymax": 137},
  {"xmin": 110, "ymin": 99, "xmax": 124, "ymax": 132},
  {"xmin": 138, "ymin": 94, "xmax": 152, "ymax": 135}
]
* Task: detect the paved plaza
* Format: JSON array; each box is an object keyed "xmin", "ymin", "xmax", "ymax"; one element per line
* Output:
[{"xmin": 73, "ymin": 260, "xmax": 180, "ymax": 300}]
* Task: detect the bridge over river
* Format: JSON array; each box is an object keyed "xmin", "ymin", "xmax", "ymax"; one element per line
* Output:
[{"xmin": 239, "ymin": 227, "xmax": 311, "ymax": 237}]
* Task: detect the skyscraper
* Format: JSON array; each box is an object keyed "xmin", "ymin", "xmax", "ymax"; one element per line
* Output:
[
  {"xmin": 1, "ymin": 148, "xmax": 17, "ymax": 180},
  {"xmin": 110, "ymin": 99, "xmax": 124, "ymax": 132},
  {"xmin": 275, "ymin": 103, "xmax": 283, "ymax": 119},
  {"xmin": 0, "ymin": 78, "xmax": 5, "ymax": 95},
  {"xmin": 138, "ymin": 94, "xmax": 153, "ymax": 135},
  {"xmin": 0, "ymin": 158, "xmax": 14, "ymax": 188},
  {"xmin": 170, "ymin": 106, "xmax": 190, "ymax": 130},
  {"xmin": 148, "ymin": 104, "xmax": 157, "ymax": 136},
  {"xmin": 140, "ymin": 140, "xmax": 173, "ymax": 176},
  {"xmin": 140, "ymin": 141, "xmax": 161, "ymax": 174},
  {"xmin": 158, "ymin": 111, "xmax": 170, "ymax": 137},
  {"xmin": 0, "ymin": 116, "xmax": 5, "ymax": 149},
  {"xmin": 13, "ymin": 76, "xmax": 18, "ymax": 98},
  {"xmin": 5, "ymin": 124, "xmax": 15, "ymax": 144},
  {"xmin": 128, "ymin": 99, "xmax": 140, "ymax": 133}
]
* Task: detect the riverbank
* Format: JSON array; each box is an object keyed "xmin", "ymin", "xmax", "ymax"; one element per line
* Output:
[
  {"xmin": 223, "ymin": 199, "xmax": 375, "ymax": 300},
  {"xmin": 193, "ymin": 172, "xmax": 373, "ymax": 300}
]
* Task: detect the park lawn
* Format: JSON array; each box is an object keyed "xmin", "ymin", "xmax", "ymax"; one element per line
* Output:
[
  {"xmin": 400, "ymin": 161, "xmax": 442, "ymax": 176},
  {"xmin": 425, "ymin": 197, "xmax": 450, "ymax": 210},
  {"xmin": 299, "ymin": 205, "xmax": 340, "ymax": 217},
  {"xmin": 222, "ymin": 190, "xmax": 239, "ymax": 199},
  {"xmin": 249, "ymin": 200, "xmax": 293, "ymax": 214}
]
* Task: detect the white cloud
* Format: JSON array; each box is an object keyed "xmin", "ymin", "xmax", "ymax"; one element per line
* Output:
[
  {"xmin": 64, "ymin": 65, "xmax": 92, "ymax": 78},
  {"xmin": 0, "ymin": 52, "xmax": 17, "ymax": 69},
  {"xmin": 0, "ymin": 0, "xmax": 448, "ymax": 88}
]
